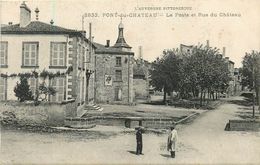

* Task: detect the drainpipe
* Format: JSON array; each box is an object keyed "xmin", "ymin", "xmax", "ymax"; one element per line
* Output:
[{"xmin": 128, "ymin": 54, "xmax": 130, "ymax": 104}]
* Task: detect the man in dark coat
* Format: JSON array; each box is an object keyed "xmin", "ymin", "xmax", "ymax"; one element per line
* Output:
[{"xmin": 136, "ymin": 127, "xmax": 143, "ymax": 155}]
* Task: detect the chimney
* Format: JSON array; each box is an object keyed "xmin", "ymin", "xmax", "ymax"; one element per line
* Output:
[
  {"xmin": 106, "ymin": 40, "xmax": 110, "ymax": 47},
  {"xmin": 50, "ymin": 19, "xmax": 54, "ymax": 25},
  {"xmin": 225, "ymin": 57, "xmax": 229, "ymax": 61},
  {"xmin": 20, "ymin": 2, "xmax": 31, "ymax": 27},
  {"xmin": 138, "ymin": 46, "xmax": 143, "ymax": 60},
  {"xmin": 35, "ymin": 7, "xmax": 39, "ymax": 21},
  {"xmin": 222, "ymin": 47, "xmax": 226, "ymax": 57},
  {"xmin": 206, "ymin": 40, "xmax": 209, "ymax": 47}
]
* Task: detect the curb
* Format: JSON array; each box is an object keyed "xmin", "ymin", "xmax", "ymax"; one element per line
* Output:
[{"xmin": 175, "ymin": 112, "xmax": 200, "ymax": 124}]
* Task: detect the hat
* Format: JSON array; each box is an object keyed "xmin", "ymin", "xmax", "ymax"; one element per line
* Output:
[
  {"xmin": 135, "ymin": 126, "xmax": 144, "ymax": 130},
  {"xmin": 170, "ymin": 124, "xmax": 176, "ymax": 129}
]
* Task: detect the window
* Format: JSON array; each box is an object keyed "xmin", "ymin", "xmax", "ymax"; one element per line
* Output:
[
  {"xmin": 29, "ymin": 77, "xmax": 37, "ymax": 96},
  {"xmin": 115, "ymin": 70, "xmax": 122, "ymax": 81},
  {"xmin": 115, "ymin": 87, "xmax": 122, "ymax": 101},
  {"xmin": 116, "ymin": 57, "xmax": 122, "ymax": 66},
  {"xmin": 50, "ymin": 77, "xmax": 65, "ymax": 102},
  {"xmin": 81, "ymin": 77, "xmax": 84, "ymax": 103},
  {"xmin": 50, "ymin": 42, "xmax": 66, "ymax": 67},
  {"xmin": 82, "ymin": 47, "xmax": 85, "ymax": 69},
  {"xmin": 0, "ymin": 77, "xmax": 7, "ymax": 100},
  {"xmin": 0, "ymin": 42, "xmax": 8, "ymax": 67},
  {"xmin": 22, "ymin": 42, "xmax": 39, "ymax": 67}
]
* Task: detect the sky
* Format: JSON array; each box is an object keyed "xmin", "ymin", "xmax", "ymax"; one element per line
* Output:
[{"xmin": 1, "ymin": 0, "xmax": 260, "ymax": 67}]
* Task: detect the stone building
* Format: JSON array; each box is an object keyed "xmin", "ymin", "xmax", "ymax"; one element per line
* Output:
[
  {"xmin": 93, "ymin": 20, "xmax": 134, "ymax": 104},
  {"xmin": 0, "ymin": 2, "xmax": 96, "ymax": 108}
]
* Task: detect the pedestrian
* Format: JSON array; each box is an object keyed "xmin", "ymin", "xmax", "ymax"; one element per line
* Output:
[
  {"xmin": 136, "ymin": 126, "xmax": 143, "ymax": 155},
  {"xmin": 167, "ymin": 124, "xmax": 178, "ymax": 158}
]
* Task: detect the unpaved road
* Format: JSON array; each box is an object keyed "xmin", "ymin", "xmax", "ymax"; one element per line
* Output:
[{"xmin": 1, "ymin": 96, "xmax": 259, "ymax": 164}]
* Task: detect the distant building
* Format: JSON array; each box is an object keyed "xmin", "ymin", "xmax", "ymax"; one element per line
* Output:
[
  {"xmin": 93, "ymin": 20, "xmax": 134, "ymax": 104},
  {"xmin": 180, "ymin": 44, "xmax": 193, "ymax": 56},
  {"xmin": 234, "ymin": 68, "xmax": 242, "ymax": 95},
  {"xmin": 0, "ymin": 2, "xmax": 96, "ymax": 108},
  {"xmin": 133, "ymin": 47, "xmax": 150, "ymax": 100}
]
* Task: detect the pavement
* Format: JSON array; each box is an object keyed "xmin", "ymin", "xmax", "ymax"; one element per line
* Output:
[{"xmin": 1, "ymin": 96, "xmax": 260, "ymax": 164}]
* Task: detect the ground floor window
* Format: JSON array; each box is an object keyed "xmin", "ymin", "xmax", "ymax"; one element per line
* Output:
[
  {"xmin": 50, "ymin": 77, "xmax": 66, "ymax": 102},
  {"xmin": 115, "ymin": 87, "xmax": 122, "ymax": 101},
  {"xmin": 81, "ymin": 77, "xmax": 84, "ymax": 104},
  {"xmin": 0, "ymin": 77, "xmax": 7, "ymax": 100},
  {"xmin": 28, "ymin": 77, "xmax": 38, "ymax": 96}
]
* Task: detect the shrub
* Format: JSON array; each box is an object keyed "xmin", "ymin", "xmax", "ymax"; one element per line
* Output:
[{"xmin": 14, "ymin": 77, "xmax": 34, "ymax": 102}]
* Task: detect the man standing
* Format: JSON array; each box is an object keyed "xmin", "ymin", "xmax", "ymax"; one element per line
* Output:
[
  {"xmin": 167, "ymin": 125, "xmax": 178, "ymax": 158},
  {"xmin": 136, "ymin": 127, "xmax": 143, "ymax": 155}
]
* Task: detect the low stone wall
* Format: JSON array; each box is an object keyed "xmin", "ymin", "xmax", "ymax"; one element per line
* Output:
[
  {"xmin": 142, "ymin": 118, "xmax": 175, "ymax": 129},
  {"xmin": 64, "ymin": 117, "xmax": 96, "ymax": 129},
  {"xmin": 229, "ymin": 119, "xmax": 260, "ymax": 131},
  {"xmin": 0, "ymin": 100, "xmax": 77, "ymax": 126},
  {"xmin": 65, "ymin": 116, "xmax": 175, "ymax": 129}
]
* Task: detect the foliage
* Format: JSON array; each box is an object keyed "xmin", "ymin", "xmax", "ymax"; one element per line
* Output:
[
  {"xmin": 1, "ymin": 66, "xmax": 73, "ymax": 79},
  {"xmin": 14, "ymin": 77, "xmax": 34, "ymax": 102},
  {"xmin": 36, "ymin": 83, "xmax": 56, "ymax": 101},
  {"xmin": 150, "ymin": 45, "xmax": 231, "ymax": 105},
  {"xmin": 241, "ymin": 51, "xmax": 260, "ymax": 106}
]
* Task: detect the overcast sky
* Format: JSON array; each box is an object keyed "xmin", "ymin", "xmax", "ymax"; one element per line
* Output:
[{"xmin": 1, "ymin": 0, "xmax": 260, "ymax": 67}]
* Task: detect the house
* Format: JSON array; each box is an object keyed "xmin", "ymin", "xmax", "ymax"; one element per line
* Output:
[
  {"xmin": 0, "ymin": 2, "xmax": 96, "ymax": 108},
  {"xmin": 93, "ymin": 20, "xmax": 135, "ymax": 104}
]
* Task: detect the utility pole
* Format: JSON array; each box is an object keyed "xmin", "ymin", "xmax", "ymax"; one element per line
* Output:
[{"xmin": 252, "ymin": 51, "xmax": 256, "ymax": 118}]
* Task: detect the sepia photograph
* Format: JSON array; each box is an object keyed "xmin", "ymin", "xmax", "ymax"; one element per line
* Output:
[{"xmin": 0, "ymin": 0, "xmax": 260, "ymax": 164}]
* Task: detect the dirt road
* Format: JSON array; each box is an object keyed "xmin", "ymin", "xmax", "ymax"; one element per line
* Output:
[{"xmin": 1, "ymin": 96, "xmax": 259, "ymax": 164}]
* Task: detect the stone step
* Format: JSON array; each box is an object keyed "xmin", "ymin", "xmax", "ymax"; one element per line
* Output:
[{"xmin": 84, "ymin": 104, "xmax": 103, "ymax": 111}]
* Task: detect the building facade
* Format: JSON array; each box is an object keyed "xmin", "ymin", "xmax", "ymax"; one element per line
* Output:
[
  {"xmin": 0, "ymin": 2, "xmax": 95, "ymax": 107},
  {"xmin": 94, "ymin": 21, "xmax": 134, "ymax": 104}
]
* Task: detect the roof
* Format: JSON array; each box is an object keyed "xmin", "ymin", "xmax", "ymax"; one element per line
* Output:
[
  {"xmin": 134, "ymin": 66, "xmax": 146, "ymax": 76},
  {"xmin": 1, "ymin": 21, "xmax": 96, "ymax": 48},
  {"xmin": 93, "ymin": 42, "xmax": 134, "ymax": 55},
  {"xmin": 113, "ymin": 37, "xmax": 131, "ymax": 48},
  {"xmin": 1, "ymin": 21, "xmax": 80, "ymax": 35}
]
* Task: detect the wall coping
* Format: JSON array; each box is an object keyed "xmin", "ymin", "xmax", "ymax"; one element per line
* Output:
[{"xmin": 0, "ymin": 99, "xmax": 75, "ymax": 106}]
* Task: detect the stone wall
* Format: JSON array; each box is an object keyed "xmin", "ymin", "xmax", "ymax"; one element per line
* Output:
[
  {"xmin": 65, "ymin": 116, "xmax": 175, "ymax": 129},
  {"xmin": 0, "ymin": 100, "xmax": 77, "ymax": 126},
  {"xmin": 229, "ymin": 119, "xmax": 260, "ymax": 131},
  {"xmin": 133, "ymin": 78, "xmax": 149, "ymax": 99}
]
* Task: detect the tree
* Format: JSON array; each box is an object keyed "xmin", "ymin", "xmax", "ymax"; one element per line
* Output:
[
  {"xmin": 241, "ymin": 51, "xmax": 260, "ymax": 110},
  {"xmin": 14, "ymin": 77, "xmax": 34, "ymax": 102},
  {"xmin": 150, "ymin": 49, "xmax": 182, "ymax": 103},
  {"xmin": 150, "ymin": 45, "xmax": 231, "ymax": 107}
]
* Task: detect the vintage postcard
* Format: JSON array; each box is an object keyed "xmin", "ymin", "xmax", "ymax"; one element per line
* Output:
[{"xmin": 0, "ymin": 0, "xmax": 260, "ymax": 164}]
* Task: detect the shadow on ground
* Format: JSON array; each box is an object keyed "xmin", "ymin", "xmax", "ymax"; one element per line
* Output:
[
  {"xmin": 127, "ymin": 150, "xmax": 137, "ymax": 155},
  {"xmin": 160, "ymin": 154, "xmax": 172, "ymax": 158},
  {"xmin": 227, "ymin": 98, "xmax": 252, "ymax": 107}
]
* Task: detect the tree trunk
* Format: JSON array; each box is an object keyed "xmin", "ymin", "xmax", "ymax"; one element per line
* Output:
[
  {"xmin": 200, "ymin": 89, "xmax": 203, "ymax": 107},
  {"xmin": 170, "ymin": 91, "xmax": 174, "ymax": 104},
  {"xmin": 163, "ymin": 88, "xmax": 167, "ymax": 104}
]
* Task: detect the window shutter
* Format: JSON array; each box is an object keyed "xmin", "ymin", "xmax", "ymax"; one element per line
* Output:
[
  {"xmin": 50, "ymin": 43, "xmax": 53, "ymax": 66},
  {"xmin": 5, "ymin": 77, "xmax": 7, "ymax": 100},
  {"xmin": 36, "ymin": 44, "xmax": 39, "ymax": 66},
  {"xmin": 5, "ymin": 42, "xmax": 8, "ymax": 66},
  {"xmin": 64, "ymin": 43, "xmax": 67, "ymax": 67},
  {"xmin": 63, "ymin": 76, "xmax": 66, "ymax": 100},
  {"xmin": 22, "ymin": 43, "xmax": 24, "ymax": 66}
]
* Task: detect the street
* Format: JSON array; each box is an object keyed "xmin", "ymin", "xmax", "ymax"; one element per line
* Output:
[{"xmin": 1, "ymin": 96, "xmax": 260, "ymax": 164}]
